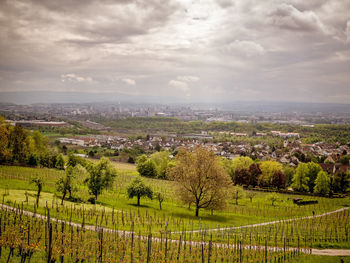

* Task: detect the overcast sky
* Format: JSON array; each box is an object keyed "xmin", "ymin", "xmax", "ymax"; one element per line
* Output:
[{"xmin": 1, "ymin": 0, "xmax": 350, "ymax": 104}]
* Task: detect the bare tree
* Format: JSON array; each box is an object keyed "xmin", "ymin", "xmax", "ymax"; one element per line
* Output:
[{"xmin": 170, "ymin": 146, "xmax": 231, "ymax": 217}]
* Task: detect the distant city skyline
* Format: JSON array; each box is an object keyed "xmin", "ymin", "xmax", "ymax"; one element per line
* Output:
[{"xmin": 1, "ymin": 0, "xmax": 350, "ymax": 104}]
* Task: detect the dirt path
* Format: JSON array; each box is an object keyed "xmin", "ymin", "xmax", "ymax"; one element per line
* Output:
[
  {"xmin": 175, "ymin": 207, "xmax": 350, "ymax": 234},
  {"xmin": 1, "ymin": 204, "xmax": 349, "ymax": 256}
]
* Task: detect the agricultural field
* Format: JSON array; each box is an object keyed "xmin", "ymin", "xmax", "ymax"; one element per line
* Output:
[{"xmin": 1, "ymin": 163, "xmax": 349, "ymax": 262}]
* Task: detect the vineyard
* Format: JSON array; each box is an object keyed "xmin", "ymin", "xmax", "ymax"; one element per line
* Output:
[
  {"xmin": 1, "ymin": 165, "xmax": 350, "ymax": 262},
  {"xmin": 0, "ymin": 204, "xmax": 306, "ymax": 263}
]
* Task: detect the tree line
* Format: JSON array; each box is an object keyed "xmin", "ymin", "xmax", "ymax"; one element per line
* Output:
[
  {"xmin": 136, "ymin": 148, "xmax": 349, "ymax": 197},
  {"xmin": 0, "ymin": 116, "xmax": 60, "ymax": 168}
]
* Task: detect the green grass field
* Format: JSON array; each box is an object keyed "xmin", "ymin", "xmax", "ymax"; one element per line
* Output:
[
  {"xmin": 1, "ymin": 163, "xmax": 350, "ymax": 263},
  {"xmin": 0, "ymin": 164, "xmax": 349, "ymax": 245}
]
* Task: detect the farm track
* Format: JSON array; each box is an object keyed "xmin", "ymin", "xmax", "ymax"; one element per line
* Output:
[
  {"xmin": 1, "ymin": 203, "xmax": 349, "ymax": 256},
  {"xmin": 175, "ymin": 207, "xmax": 350, "ymax": 233}
]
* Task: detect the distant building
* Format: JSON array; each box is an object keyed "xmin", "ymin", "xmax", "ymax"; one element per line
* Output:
[
  {"xmin": 271, "ymin": 131, "xmax": 300, "ymax": 138},
  {"xmin": 59, "ymin": 138, "xmax": 85, "ymax": 146},
  {"xmin": 230, "ymin": 132, "xmax": 248, "ymax": 137},
  {"xmin": 7, "ymin": 120, "xmax": 67, "ymax": 127}
]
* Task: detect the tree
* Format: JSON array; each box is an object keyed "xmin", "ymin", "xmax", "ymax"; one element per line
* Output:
[
  {"xmin": 0, "ymin": 117, "xmax": 11, "ymax": 164},
  {"xmin": 248, "ymin": 163, "xmax": 261, "ymax": 187},
  {"xmin": 67, "ymin": 153, "xmax": 88, "ymax": 168},
  {"xmin": 27, "ymin": 153, "xmax": 39, "ymax": 166},
  {"xmin": 267, "ymin": 193, "xmax": 279, "ymax": 206},
  {"xmin": 232, "ymin": 187, "xmax": 244, "ymax": 205},
  {"xmin": 234, "ymin": 168, "xmax": 250, "ymax": 185},
  {"xmin": 136, "ymin": 156, "xmax": 157, "ymax": 178},
  {"xmin": 291, "ymin": 163, "xmax": 309, "ymax": 192},
  {"xmin": 30, "ymin": 176, "xmax": 43, "ymax": 207},
  {"xmin": 31, "ymin": 130, "xmax": 48, "ymax": 154},
  {"xmin": 314, "ymin": 171, "xmax": 331, "ymax": 196},
  {"xmin": 8, "ymin": 125, "xmax": 30, "ymax": 163},
  {"xmin": 332, "ymin": 172, "xmax": 350, "ymax": 193},
  {"xmin": 231, "ymin": 157, "xmax": 254, "ymax": 184},
  {"xmin": 150, "ymin": 151, "xmax": 175, "ymax": 179},
  {"xmin": 155, "ymin": 192, "xmax": 165, "ymax": 210},
  {"xmin": 246, "ymin": 191, "xmax": 256, "ymax": 202},
  {"xmin": 56, "ymin": 165, "xmax": 82, "ymax": 204},
  {"xmin": 127, "ymin": 177, "xmax": 153, "ymax": 206},
  {"xmin": 85, "ymin": 157, "xmax": 117, "ymax": 201},
  {"xmin": 232, "ymin": 156, "xmax": 254, "ymax": 171},
  {"xmin": 271, "ymin": 170, "xmax": 286, "ymax": 189},
  {"xmin": 55, "ymin": 154, "xmax": 65, "ymax": 170},
  {"xmin": 170, "ymin": 146, "xmax": 231, "ymax": 217},
  {"xmin": 258, "ymin": 161, "xmax": 283, "ymax": 187},
  {"xmin": 283, "ymin": 166, "xmax": 295, "ymax": 186},
  {"xmin": 306, "ymin": 162, "xmax": 322, "ymax": 192}
]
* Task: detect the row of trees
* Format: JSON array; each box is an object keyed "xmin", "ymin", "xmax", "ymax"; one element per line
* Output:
[
  {"xmin": 53, "ymin": 155, "xmax": 117, "ymax": 204},
  {"xmin": 0, "ymin": 117, "xmax": 64, "ymax": 168},
  {"xmin": 218, "ymin": 156, "xmax": 348, "ymax": 196},
  {"xmin": 291, "ymin": 162, "xmax": 349, "ymax": 195},
  {"xmin": 137, "ymin": 149, "xmax": 348, "ymax": 196},
  {"xmin": 133, "ymin": 148, "xmax": 349, "ymax": 218}
]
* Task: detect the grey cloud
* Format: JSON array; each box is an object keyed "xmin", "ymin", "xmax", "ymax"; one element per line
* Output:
[
  {"xmin": 215, "ymin": 0, "xmax": 235, "ymax": 9},
  {"xmin": 269, "ymin": 4, "xmax": 326, "ymax": 33},
  {"xmin": 0, "ymin": 0, "xmax": 349, "ymax": 104}
]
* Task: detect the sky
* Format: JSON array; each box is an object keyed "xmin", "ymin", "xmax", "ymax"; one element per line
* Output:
[{"xmin": 0, "ymin": 0, "xmax": 350, "ymax": 104}]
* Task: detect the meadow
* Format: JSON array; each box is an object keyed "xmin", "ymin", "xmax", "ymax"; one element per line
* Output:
[
  {"xmin": 0, "ymin": 164, "xmax": 349, "ymax": 241},
  {"xmin": 0, "ymin": 162, "xmax": 350, "ymax": 262}
]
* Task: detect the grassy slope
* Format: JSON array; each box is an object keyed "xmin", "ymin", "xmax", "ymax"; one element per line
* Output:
[{"xmin": 0, "ymin": 164, "xmax": 349, "ymax": 237}]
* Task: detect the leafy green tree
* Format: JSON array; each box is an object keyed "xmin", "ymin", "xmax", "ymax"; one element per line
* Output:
[
  {"xmin": 27, "ymin": 153, "xmax": 39, "ymax": 166},
  {"xmin": 8, "ymin": 125, "xmax": 30, "ymax": 163},
  {"xmin": 136, "ymin": 155, "xmax": 157, "ymax": 178},
  {"xmin": 291, "ymin": 163, "xmax": 309, "ymax": 192},
  {"xmin": 85, "ymin": 157, "xmax": 117, "ymax": 201},
  {"xmin": 56, "ymin": 166, "xmax": 76, "ymax": 204},
  {"xmin": 55, "ymin": 153, "xmax": 65, "ymax": 170},
  {"xmin": 39, "ymin": 151, "xmax": 58, "ymax": 168},
  {"xmin": 332, "ymin": 172, "xmax": 350, "ymax": 193},
  {"xmin": 0, "ymin": 117, "xmax": 11, "ymax": 163},
  {"xmin": 314, "ymin": 171, "xmax": 331, "ymax": 196},
  {"xmin": 31, "ymin": 130, "xmax": 48, "ymax": 154},
  {"xmin": 67, "ymin": 153, "xmax": 89, "ymax": 168},
  {"xmin": 232, "ymin": 156, "xmax": 254, "ymax": 171},
  {"xmin": 306, "ymin": 162, "xmax": 322, "ymax": 192},
  {"xmin": 150, "ymin": 151, "xmax": 174, "ymax": 179},
  {"xmin": 30, "ymin": 176, "xmax": 43, "ymax": 207},
  {"xmin": 258, "ymin": 160, "xmax": 283, "ymax": 187},
  {"xmin": 283, "ymin": 166, "xmax": 295, "ymax": 186},
  {"xmin": 170, "ymin": 146, "xmax": 231, "ymax": 217},
  {"xmin": 127, "ymin": 177, "xmax": 153, "ymax": 206}
]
